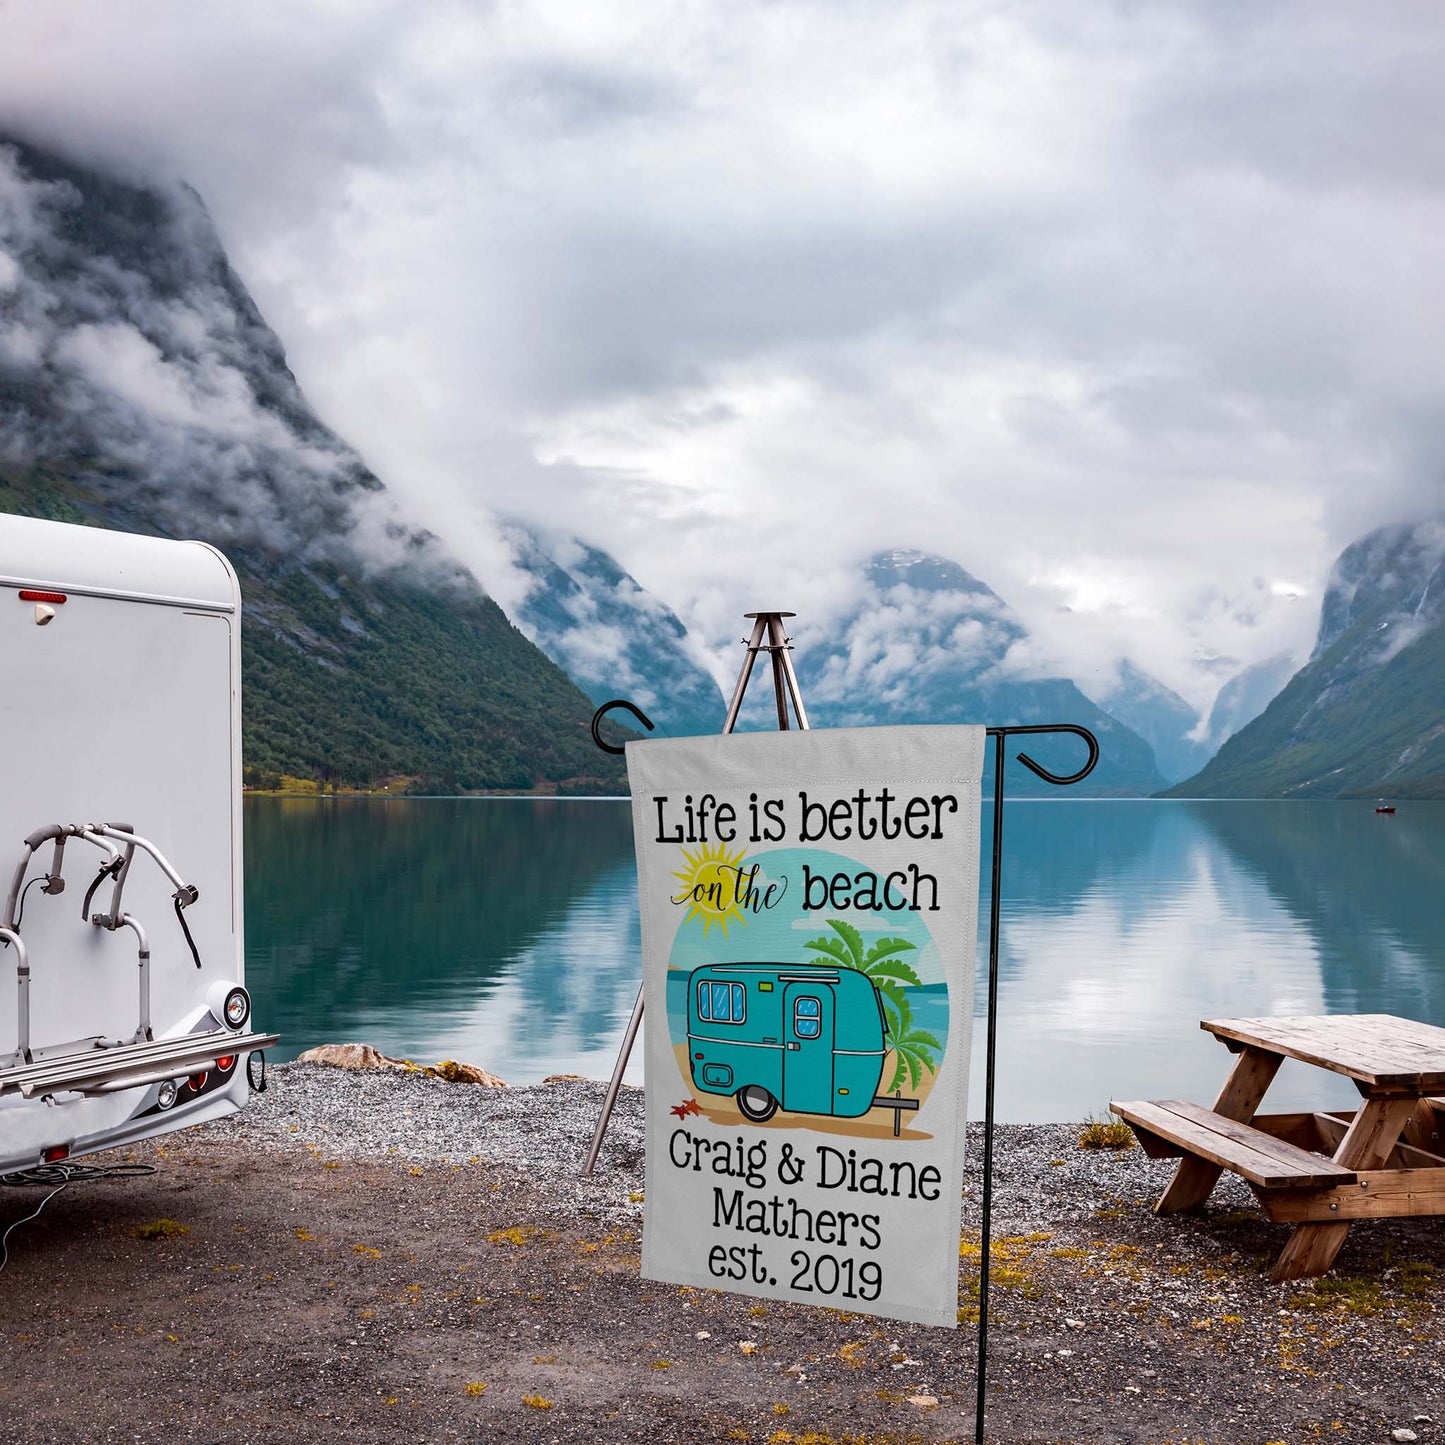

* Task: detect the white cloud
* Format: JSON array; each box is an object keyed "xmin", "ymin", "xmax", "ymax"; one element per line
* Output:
[{"xmin": 1, "ymin": 1, "xmax": 1443, "ymax": 709}]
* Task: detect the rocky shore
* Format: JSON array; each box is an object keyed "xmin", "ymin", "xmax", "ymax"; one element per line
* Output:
[{"xmin": 2, "ymin": 1062, "xmax": 1442, "ymax": 1444}]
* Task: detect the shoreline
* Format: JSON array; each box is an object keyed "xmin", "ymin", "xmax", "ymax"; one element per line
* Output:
[{"xmin": 2, "ymin": 1064, "xmax": 1441, "ymax": 1443}]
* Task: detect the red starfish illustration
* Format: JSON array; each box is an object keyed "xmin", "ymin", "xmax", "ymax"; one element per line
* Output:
[{"xmin": 670, "ymin": 1098, "xmax": 704, "ymax": 1119}]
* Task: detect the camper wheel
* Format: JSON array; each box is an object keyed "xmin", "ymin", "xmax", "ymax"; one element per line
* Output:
[{"xmin": 735, "ymin": 1085, "xmax": 778, "ymax": 1122}]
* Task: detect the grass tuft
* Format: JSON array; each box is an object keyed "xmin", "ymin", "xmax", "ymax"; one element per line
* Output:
[
  {"xmin": 1077, "ymin": 1112, "xmax": 1136, "ymax": 1150},
  {"xmin": 131, "ymin": 1218, "xmax": 190, "ymax": 1240},
  {"xmin": 1287, "ymin": 1274, "xmax": 1385, "ymax": 1317},
  {"xmin": 486, "ymin": 1225, "xmax": 556, "ymax": 1247}
]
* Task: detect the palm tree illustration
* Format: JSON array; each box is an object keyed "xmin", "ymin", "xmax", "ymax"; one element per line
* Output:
[{"xmin": 803, "ymin": 918, "xmax": 942, "ymax": 1094}]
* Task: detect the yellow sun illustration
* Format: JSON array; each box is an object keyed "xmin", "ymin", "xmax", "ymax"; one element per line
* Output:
[{"xmin": 670, "ymin": 840, "xmax": 750, "ymax": 936}]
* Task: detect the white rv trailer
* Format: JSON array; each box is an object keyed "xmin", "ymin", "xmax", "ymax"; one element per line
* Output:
[{"xmin": 0, "ymin": 514, "xmax": 275, "ymax": 1174}]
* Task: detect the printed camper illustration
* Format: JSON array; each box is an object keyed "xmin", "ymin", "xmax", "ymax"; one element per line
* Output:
[{"xmin": 685, "ymin": 961, "xmax": 922, "ymax": 1133}]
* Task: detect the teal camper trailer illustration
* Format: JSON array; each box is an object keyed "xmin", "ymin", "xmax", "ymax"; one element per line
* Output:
[{"xmin": 687, "ymin": 961, "xmax": 911, "ymax": 1125}]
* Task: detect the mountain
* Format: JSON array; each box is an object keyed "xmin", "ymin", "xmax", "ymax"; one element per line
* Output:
[
  {"xmin": 508, "ymin": 527, "xmax": 726, "ymax": 738},
  {"xmin": 1081, "ymin": 658, "xmax": 1210, "ymax": 785},
  {"xmin": 1165, "ymin": 518, "xmax": 1445, "ymax": 798},
  {"xmin": 1195, "ymin": 652, "xmax": 1298, "ymax": 755},
  {"xmin": 0, "ymin": 134, "xmax": 624, "ymax": 792},
  {"xmin": 775, "ymin": 549, "xmax": 1167, "ymax": 796}
]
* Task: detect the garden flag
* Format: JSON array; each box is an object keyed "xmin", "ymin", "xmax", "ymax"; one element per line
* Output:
[{"xmin": 628, "ymin": 724, "xmax": 984, "ymax": 1327}]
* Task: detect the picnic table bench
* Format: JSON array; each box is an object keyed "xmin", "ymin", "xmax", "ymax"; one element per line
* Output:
[{"xmin": 1112, "ymin": 1014, "xmax": 1445, "ymax": 1282}]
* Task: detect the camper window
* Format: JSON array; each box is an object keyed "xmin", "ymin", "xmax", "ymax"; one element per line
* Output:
[
  {"xmin": 697, "ymin": 980, "xmax": 745, "ymax": 1025},
  {"xmin": 793, "ymin": 996, "xmax": 822, "ymax": 1039}
]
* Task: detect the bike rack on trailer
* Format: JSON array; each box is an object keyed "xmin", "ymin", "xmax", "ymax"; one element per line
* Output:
[{"xmin": 0, "ymin": 821, "xmax": 276, "ymax": 1097}]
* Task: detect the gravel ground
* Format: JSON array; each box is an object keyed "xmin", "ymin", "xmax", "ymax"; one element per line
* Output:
[{"xmin": 2, "ymin": 1062, "xmax": 1444, "ymax": 1444}]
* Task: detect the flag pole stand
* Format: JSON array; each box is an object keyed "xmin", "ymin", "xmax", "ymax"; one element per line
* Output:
[
  {"xmin": 580, "ymin": 612, "xmax": 806, "ymax": 1178},
  {"xmin": 580, "ymin": 615, "xmax": 1098, "ymax": 1445}
]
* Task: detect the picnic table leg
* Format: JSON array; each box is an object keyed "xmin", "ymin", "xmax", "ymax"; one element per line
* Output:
[
  {"xmin": 1155, "ymin": 1046, "xmax": 1283, "ymax": 1215},
  {"xmin": 1268, "ymin": 1094, "xmax": 1420, "ymax": 1283},
  {"xmin": 1401, "ymin": 1098, "xmax": 1443, "ymax": 1155}
]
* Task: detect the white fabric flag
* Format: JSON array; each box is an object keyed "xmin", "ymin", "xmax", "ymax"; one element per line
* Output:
[{"xmin": 628, "ymin": 724, "xmax": 984, "ymax": 1328}]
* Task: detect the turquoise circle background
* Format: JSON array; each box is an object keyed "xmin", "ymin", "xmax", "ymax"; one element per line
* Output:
[{"xmin": 662, "ymin": 844, "xmax": 949, "ymax": 1076}]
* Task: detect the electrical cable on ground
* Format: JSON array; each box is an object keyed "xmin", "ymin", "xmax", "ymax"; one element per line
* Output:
[{"xmin": 0, "ymin": 1161, "xmax": 158, "ymax": 1275}]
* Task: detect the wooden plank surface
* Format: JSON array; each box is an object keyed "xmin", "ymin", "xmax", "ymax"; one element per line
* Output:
[
  {"xmin": 1259, "ymin": 1168, "xmax": 1445, "ymax": 1223},
  {"xmin": 1202, "ymin": 1014, "xmax": 1445, "ymax": 1089},
  {"xmin": 1111, "ymin": 1099, "xmax": 1354, "ymax": 1189}
]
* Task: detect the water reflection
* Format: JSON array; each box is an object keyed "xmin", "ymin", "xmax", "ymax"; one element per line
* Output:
[
  {"xmin": 245, "ymin": 798, "xmax": 642, "ymax": 1081},
  {"xmin": 1188, "ymin": 802, "xmax": 1445, "ymax": 1020},
  {"xmin": 973, "ymin": 801, "xmax": 1445, "ymax": 1121},
  {"xmin": 245, "ymin": 797, "xmax": 1445, "ymax": 1123}
]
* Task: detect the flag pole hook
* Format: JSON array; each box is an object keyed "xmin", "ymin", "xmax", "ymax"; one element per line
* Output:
[{"xmin": 590, "ymin": 699, "xmax": 655, "ymax": 755}]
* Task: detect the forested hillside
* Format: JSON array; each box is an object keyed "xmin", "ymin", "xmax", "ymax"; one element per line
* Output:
[{"xmin": 0, "ymin": 136, "xmax": 624, "ymax": 792}]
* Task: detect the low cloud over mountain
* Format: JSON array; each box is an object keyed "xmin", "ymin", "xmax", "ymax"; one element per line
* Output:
[
  {"xmin": 767, "ymin": 550, "xmax": 1167, "ymax": 796},
  {"xmin": 1167, "ymin": 518, "xmax": 1445, "ymax": 798},
  {"xmin": 0, "ymin": 134, "xmax": 619, "ymax": 792},
  {"xmin": 0, "ymin": 138, "xmax": 420, "ymax": 571}
]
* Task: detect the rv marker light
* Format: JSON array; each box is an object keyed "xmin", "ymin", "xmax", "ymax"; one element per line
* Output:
[
  {"xmin": 210, "ymin": 982, "xmax": 252, "ymax": 1028},
  {"xmin": 204, "ymin": 979, "xmax": 250, "ymax": 1028},
  {"xmin": 41, "ymin": 1144, "xmax": 70, "ymax": 1164},
  {"xmin": 17, "ymin": 590, "xmax": 67, "ymax": 603}
]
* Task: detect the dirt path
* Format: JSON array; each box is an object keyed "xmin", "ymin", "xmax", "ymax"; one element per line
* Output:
[{"xmin": 2, "ymin": 1078, "xmax": 1444, "ymax": 1443}]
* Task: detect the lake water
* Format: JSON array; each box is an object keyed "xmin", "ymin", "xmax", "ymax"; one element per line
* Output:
[{"xmin": 244, "ymin": 798, "xmax": 1445, "ymax": 1124}]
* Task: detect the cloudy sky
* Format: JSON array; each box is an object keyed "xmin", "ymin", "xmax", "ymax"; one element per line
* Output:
[{"xmin": 2, "ymin": 0, "xmax": 1442, "ymax": 710}]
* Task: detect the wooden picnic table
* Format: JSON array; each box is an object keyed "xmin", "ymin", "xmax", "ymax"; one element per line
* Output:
[{"xmin": 1112, "ymin": 1014, "xmax": 1445, "ymax": 1282}]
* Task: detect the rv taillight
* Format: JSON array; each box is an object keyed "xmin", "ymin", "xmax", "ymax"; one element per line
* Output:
[
  {"xmin": 18, "ymin": 590, "xmax": 67, "ymax": 604},
  {"xmin": 215, "ymin": 1055, "xmax": 236, "ymax": 1073},
  {"xmin": 188, "ymin": 1071, "xmax": 209, "ymax": 1092},
  {"xmin": 42, "ymin": 1144, "xmax": 70, "ymax": 1163}
]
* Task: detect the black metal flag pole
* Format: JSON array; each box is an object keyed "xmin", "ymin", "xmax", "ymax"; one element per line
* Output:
[{"xmin": 973, "ymin": 725, "xmax": 1097, "ymax": 1444}]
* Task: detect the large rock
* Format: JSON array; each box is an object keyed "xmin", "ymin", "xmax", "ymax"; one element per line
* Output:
[
  {"xmin": 296, "ymin": 1042, "xmax": 505, "ymax": 1086},
  {"xmin": 296, "ymin": 1043, "xmax": 397, "ymax": 1071}
]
